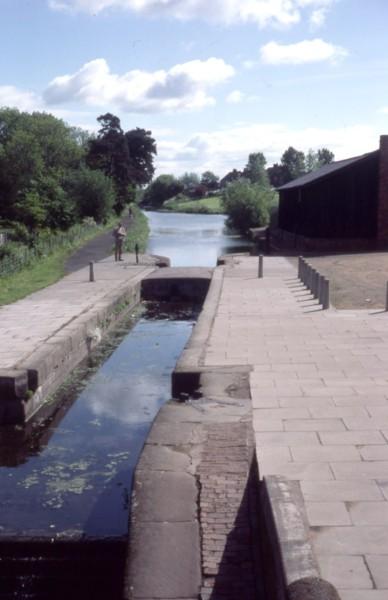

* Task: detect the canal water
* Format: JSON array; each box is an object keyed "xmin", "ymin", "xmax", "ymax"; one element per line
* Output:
[
  {"xmin": 146, "ymin": 210, "xmax": 252, "ymax": 265},
  {"xmin": 0, "ymin": 212, "xmax": 251, "ymax": 597}
]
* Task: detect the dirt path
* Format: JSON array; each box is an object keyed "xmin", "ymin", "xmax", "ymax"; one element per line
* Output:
[{"xmin": 302, "ymin": 251, "xmax": 388, "ymax": 309}]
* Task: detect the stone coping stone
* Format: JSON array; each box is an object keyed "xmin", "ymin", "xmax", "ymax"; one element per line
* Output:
[{"xmin": 260, "ymin": 476, "xmax": 340, "ymax": 600}]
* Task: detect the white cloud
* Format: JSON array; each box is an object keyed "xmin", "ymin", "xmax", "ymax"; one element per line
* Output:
[
  {"xmin": 43, "ymin": 57, "xmax": 235, "ymax": 113},
  {"xmin": 0, "ymin": 86, "xmax": 42, "ymax": 112},
  {"xmin": 242, "ymin": 59, "xmax": 258, "ymax": 70},
  {"xmin": 48, "ymin": 0, "xmax": 336, "ymax": 28},
  {"xmin": 310, "ymin": 7, "xmax": 327, "ymax": 27},
  {"xmin": 155, "ymin": 123, "xmax": 379, "ymax": 177},
  {"xmin": 260, "ymin": 38, "xmax": 348, "ymax": 65},
  {"xmin": 226, "ymin": 90, "xmax": 244, "ymax": 104}
]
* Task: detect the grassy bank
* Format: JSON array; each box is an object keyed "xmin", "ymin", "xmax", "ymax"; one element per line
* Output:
[
  {"xmin": 124, "ymin": 206, "xmax": 149, "ymax": 253},
  {"xmin": 0, "ymin": 207, "xmax": 149, "ymax": 305},
  {"xmin": 163, "ymin": 195, "xmax": 224, "ymax": 214}
]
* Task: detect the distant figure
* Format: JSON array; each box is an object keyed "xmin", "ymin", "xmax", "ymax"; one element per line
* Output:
[
  {"xmin": 128, "ymin": 205, "xmax": 133, "ymax": 220},
  {"xmin": 113, "ymin": 222, "xmax": 126, "ymax": 261}
]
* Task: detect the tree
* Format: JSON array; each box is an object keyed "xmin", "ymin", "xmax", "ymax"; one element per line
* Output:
[
  {"xmin": 222, "ymin": 180, "xmax": 272, "ymax": 234},
  {"xmin": 0, "ymin": 109, "xmax": 83, "ymax": 230},
  {"xmin": 125, "ymin": 128, "xmax": 157, "ymax": 185},
  {"xmin": 220, "ymin": 169, "xmax": 243, "ymax": 188},
  {"xmin": 267, "ymin": 163, "xmax": 289, "ymax": 188},
  {"xmin": 64, "ymin": 168, "xmax": 114, "ymax": 223},
  {"xmin": 281, "ymin": 147, "xmax": 306, "ymax": 182},
  {"xmin": 201, "ymin": 171, "xmax": 219, "ymax": 191},
  {"xmin": 179, "ymin": 172, "xmax": 200, "ymax": 189},
  {"xmin": 243, "ymin": 152, "xmax": 269, "ymax": 186},
  {"xmin": 142, "ymin": 175, "xmax": 184, "ymax": 208},
  {"xmin": 305, "ymin": 147, "xmax": 335, "ymax": 172},
  {"xmin": 87, "ymin": 114, "xmax": 157, "ymax": 214}
]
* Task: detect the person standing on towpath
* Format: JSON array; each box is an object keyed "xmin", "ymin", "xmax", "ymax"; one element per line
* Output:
[{"xmin": 113, "ymin": 221, "xmax": 127, "ymax": 261}]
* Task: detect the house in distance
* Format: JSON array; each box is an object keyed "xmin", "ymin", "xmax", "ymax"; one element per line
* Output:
[{"xmin": 275, "ymin": 135, "xmax": 388, "ymax": 251}]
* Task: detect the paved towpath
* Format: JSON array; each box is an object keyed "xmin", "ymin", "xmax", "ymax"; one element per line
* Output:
[
  {"xmin": 202, "ymin": 255, "xmax": 388, "ymax": 599},
  {"xmin": 0, "ymin": 255, "xmax": 154, "ymax": 371}
]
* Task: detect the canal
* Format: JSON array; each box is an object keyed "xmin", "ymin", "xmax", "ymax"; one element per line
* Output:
[{"xmin": 0, "ymin": 212, "xmax": 251, "ymax": 598}]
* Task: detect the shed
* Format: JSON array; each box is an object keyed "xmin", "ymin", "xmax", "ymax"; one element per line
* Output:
[{"xmin": 275, "ymin": 135, "xmax": 388, "ymax": 249}]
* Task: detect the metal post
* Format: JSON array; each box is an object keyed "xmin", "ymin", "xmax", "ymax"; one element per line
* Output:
[
  {"xmin": 135, "ymin": 243, "xmax": 139, "ymax": 264},
  {"xmin": 258, "ymin": 254, "xmax": 263, "ymax": 278},
  {"xmin": 89, "ymin": 261, "xmax": 95, "ymax": 282}
]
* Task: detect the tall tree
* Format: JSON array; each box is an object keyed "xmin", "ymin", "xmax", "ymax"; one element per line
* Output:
[
  {"xmin": 220, "ymin": 169, "xmax": 243, "ymax": 188},
  {"xmin": 142, "ymin": 175, "xmax": 183, "ymax": 208},
  {"xmin": 125, "ymin": 127, "xmax": 157, "ymax": 185},
  {"xmin": 201, "ymin": 171, "xmax": 219, "ymax": 190},
  {"xmin": 179, "ymin": 172, "xmax": 200, "ymax": 189},
  {"xmin": 305, "ymin": 147, "xmax": 335, "ymax": 172},
  {"xmin": 87, "ymin": 114, "xmax": 156, "ymax": 213},
  {"xmin": 281, "ymin": 147, "xmax": 306, "ymax": 182},
  {"xmin": 243, "ymin": 152, "xmax": 269, "ymax": 186}
]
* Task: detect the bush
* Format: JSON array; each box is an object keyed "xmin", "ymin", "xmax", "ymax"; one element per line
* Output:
[
  {"xmin": 222, "ymin": 180, "xmax": 271, "ymax": 234},
  {"xmin": 64, "ymin": 168, "xmax": 115, "ymax": 223}
]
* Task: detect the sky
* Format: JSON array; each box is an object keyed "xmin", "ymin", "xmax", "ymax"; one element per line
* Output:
[{"xmin": 1, "ymin": 0, "xmax": 388, "ymax": 178}]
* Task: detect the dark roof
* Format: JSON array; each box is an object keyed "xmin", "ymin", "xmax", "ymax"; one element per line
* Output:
[{"xmin": 277, "ymin": 150, "xmax": 378, "ymax": 191}]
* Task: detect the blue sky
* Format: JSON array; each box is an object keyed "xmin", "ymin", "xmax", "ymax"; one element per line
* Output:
[{"xmin": 1, "ymin": 0, "xmax": 388, "ymax": 177}]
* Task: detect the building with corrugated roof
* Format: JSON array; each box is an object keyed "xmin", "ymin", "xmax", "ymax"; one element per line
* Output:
[{"xmin": 274, "ymin": 136, "xmax": 388, "ymax": 250}]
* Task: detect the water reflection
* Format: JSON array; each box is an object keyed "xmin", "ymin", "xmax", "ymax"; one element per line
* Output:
[
  {"xmin": 0, "ymin": 310, "xmax": 196, "ymax": 539},
  {"xmin": 146, "ymin": 211, "xmax": 252, "ymax": 266}
]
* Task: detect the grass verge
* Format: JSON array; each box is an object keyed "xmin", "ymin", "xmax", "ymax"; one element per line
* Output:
[
  {"xmin": 163, "ymin": 195, "xmax": 224, "ymax": 214},
  {"xmin": 0, "ymin": 207, "xmax": 149, "ymax": 305}
]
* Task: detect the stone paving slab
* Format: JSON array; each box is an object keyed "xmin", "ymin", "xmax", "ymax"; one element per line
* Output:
[
  {"xmin": 201, "ymin": 255, "xmax": 388, "ymax": 598},
  {"xmin": 0, "ymin": 255, "xmax": 153, "ymax": 369},
  {"xmin": 0, "ymin": 254, "xmax": 156, "ymax": 422}
]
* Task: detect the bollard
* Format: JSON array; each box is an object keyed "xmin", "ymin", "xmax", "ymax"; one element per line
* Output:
[
  {"xmin": 89, "ymin": 261, "xmax": 95, "ymax": 282},
  {"xmin": 321, "ymin": 278, "xmax": 330, "ymax": 310},
  {"xmin": 306, "ymin": 263, "xmax": 312, "ymax": 292},
  {"xmin": 298, "ymin": 256, "xmax": 303, "ymax": 279},
  {"xmin": 135, "ymin": 243, "xmax": 139, "ymax": 264},
  {"xmin": 310, "ymin": 269, "xmax": 317, "ymax": 296},
  {"xmin": 313, "ymin": 270, "xmax": 320, "ymax": 298},
  {"xmin": 258, "ymin": 254, "xmax": 264, "ymax": 278},
  {"xmin": 301, "ymin": 259, "xmax": 307, "ymax": 286},
  {"xmin": 316, "ymin": 274, "xmax": 322, "ymax": 304}
]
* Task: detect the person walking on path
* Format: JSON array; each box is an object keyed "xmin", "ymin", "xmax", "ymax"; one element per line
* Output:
[{"xmin": 113, "ymin": 221, "xmax": 127, "ymax": 261}]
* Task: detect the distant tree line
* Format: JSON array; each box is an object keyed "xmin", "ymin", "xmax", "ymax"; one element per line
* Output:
[
  {"xmin": 0, "ymin": 108, "xmax": 156, "ymax": 242},
  {"xmin": 141, "ymin": 145, "xmax": 334, "ymax": 234}
]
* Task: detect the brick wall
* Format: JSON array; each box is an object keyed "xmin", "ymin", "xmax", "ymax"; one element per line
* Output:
[{"xmin": 377, "ymin": 135, "xmax": 388, "ymax": 246}]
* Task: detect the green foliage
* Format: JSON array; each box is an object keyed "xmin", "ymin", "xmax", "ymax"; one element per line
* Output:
[
  {"xmin": 164, "ymin": 195, "xmax": 224, "ymax": 214},
  {"xmin": 220, "ymin": 169, "xmax": 243, "ymax": 187},
  {"xmin": 305, "ymin": 147, "xmax": 335, "ymax": 172},
  {"xmin": 0, "ymin": 108, "xmax": 83, "ymax": 230},
  {"xmin": 123, "ymin": 205, "xmax": 149, "ymax": 253},
  {"xmin": 243, "ymin": 152, "xmax": 269, "ymax": 186},
  {"xmin": 200, "ymin": 171, "xmax": 219, "ymax": 190},
  {"xmin": 268, "ymin": 146, "xmax": 335, "ymax": 187},
  {"xmin": 222, "ymin": 180, "xmax": 274, "ymax": 234},
  {"xmin": 142, "ymin": 174, "xmax": 184, "ymax": 208},
  {"xmin": 64, "ymin": 168, "xmax": 114, "ymax": 223},
  {"xmin": 178, "ymin": 172, "xmax": 200, "ymax": 188},
  {"xmin": 87, "ymin": 113, "xmax": 156, "ymax": 213}
]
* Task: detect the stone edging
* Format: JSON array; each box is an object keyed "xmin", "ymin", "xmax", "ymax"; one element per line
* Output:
[{"xmin": 0, "ymin": 267, "xmax": 154, "ymax": 425}]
